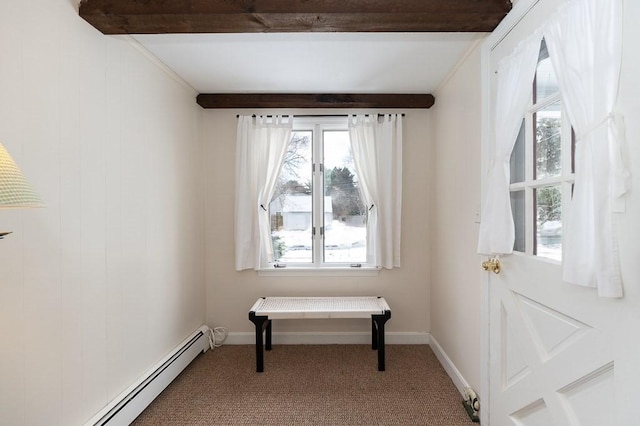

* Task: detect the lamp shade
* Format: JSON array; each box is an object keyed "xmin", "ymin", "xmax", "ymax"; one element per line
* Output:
[{"xmin": 0, "ymin": 142, "xmax": 42, "ymax": 207}]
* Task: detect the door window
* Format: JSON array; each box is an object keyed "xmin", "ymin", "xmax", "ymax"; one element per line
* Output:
[{"xmin": 510, "ymin": 39, "xmax": 575, "ymax": 261}]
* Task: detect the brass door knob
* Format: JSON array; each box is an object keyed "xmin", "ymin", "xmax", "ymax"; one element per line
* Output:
[{"xmin": 482, "ymin": 258, "xmax": 501, "ymax": 274}]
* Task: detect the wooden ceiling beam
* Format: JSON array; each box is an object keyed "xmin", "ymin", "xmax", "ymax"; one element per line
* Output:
[
  {"xmin": 195, "ymin": 93, "xmax": 435, "ymax": 109},
  {"xmin": 79, "ymin": 0, "xmax": 511, "ymax": 34}
]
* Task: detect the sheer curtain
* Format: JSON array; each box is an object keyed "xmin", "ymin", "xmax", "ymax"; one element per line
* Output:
[
  {"xmin": 235, "ymin": 115, "xmax": 292, "ymax": 271},
  {"xmin": 544, "ymin": 0, "xmax": 628, "ymax": 297},
  {"xmin": 477, "ymin": 33, "xmax": 542, "ymax": 255},
  {"xmin": 349, "ymin": 114, "xmax": 402, "ymax": 268}
]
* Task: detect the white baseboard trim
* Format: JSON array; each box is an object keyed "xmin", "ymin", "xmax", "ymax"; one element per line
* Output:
[
  {"xmin": 84, "ymin": 325, "xmax": 210, "ymax": 426},
  {"xmin": 429, "ymin": 335, "xmax": 471, "ymax": 398},
  {"xmin": 225, "ymin": 331, "xmax": 430, "ymax": 345}
]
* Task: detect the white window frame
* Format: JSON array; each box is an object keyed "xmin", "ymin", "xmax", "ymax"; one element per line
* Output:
[
  {"xmin": 510, "ymin": 47, "xmax": 575, "ymax": 262},
  {"xmin": 259, "ymin": 116, "xmax": 380, "ymax": 276}
]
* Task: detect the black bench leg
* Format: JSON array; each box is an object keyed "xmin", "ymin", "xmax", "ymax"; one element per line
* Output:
[
  {"xmin": 249, "ymin": 312, "xmax": 270, "ymax": 372},
  {"xmin": 372, "ymin": 310, "xmax": 391, "ymax": 371},
  {"xmin": 371, "ymin": 318, "xmax": 378, "ymax": 350},
  {"xmin": 266, "ymin": 318, "xmax": 272, "ymax": 350}
]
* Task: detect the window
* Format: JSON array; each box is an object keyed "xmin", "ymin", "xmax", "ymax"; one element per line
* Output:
[
  {"xmin": 269, "ymin": 117, "xmax": 369, "ymax": 267},
  {"xmin": 510, "ymin": 40, "xmax": 575, "ymax": 261},
  {"xmin": 235, "ymin": 114, "xmax": 401, "ymax": 273}
]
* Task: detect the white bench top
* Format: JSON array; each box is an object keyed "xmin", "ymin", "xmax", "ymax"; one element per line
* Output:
[{"xmin": 249, "ymin": 296, "xmax": 390, "ymax": 319}]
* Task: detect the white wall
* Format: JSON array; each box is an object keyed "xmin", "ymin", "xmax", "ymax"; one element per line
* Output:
[
  {"xmin": 429, "ymin": 43, "xmax": 484, "ymax": 393},
  {"xmin": 616, "ymin": 1, "xmax": 640, "ymax": 301},
  {"xmin": 204, "ymin": 110, "xmax": 431, "ymax": 339},
  {"xmin": 613, "ymin": 3, "xmax": 640, "ymax": 422},
  {"xmin": 0, "ymin": 1, "xmax": 205, "ymax": 424}
]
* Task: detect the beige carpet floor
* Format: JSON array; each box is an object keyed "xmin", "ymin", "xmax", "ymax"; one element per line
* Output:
[{"xmin": 132, "ymin": 344, "xmax": 474, "ymax": 425}]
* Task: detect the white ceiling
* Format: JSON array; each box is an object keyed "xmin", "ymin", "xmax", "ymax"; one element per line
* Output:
[{"xmin": 133, "ymin": 32, "xmax": 483, "ymax": 94}]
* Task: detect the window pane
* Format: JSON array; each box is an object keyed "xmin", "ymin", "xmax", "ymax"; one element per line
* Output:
[
  {"xmin": 323, "ymin": 130, "xmax": 367, "ymax": 263},
  {"xmin": 510, "ymin": 120, "xmax": 525, "ymax": 184},
  {"xmin": 534, "ymin": 39, "xmax": 559, "ymax": 102},
  {"xmin": 535, "ymin": 185, "xmax": 562, "ymax": 261},
  {"xmin": 535, "ymin": 101, "xmax": 562, "ymax": 179},
  {"xmin": 270, "ymin": 131, "xmax": 313, "ymax": 263},
  {"xmin": 511, "ymin": 190, "xmax": 526, "ymax": 252}
]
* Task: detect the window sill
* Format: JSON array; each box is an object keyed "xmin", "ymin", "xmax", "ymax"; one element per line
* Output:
[{"xmin": 257, "ymin": 266, "xmax": 381, "ymax": 277}]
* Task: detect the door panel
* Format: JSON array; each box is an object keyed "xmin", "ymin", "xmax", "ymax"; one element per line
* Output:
[{"xmin": 489, "ymin": 256, "xmax": 617, "ymax": 425}]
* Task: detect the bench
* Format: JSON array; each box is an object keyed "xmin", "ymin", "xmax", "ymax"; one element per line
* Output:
[{"xmin": 248, "ymin": 296, "xmax": 391, "ymax": 372}]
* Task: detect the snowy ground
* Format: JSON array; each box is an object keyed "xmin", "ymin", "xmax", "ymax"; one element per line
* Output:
[{"xmin": 274, "ymin": 220, "xmax": 366, "ymax": 263}]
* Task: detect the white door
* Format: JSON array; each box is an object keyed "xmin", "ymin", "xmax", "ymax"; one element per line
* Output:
[{"xmin": 482, "ymin": 0, "xmax": 640, "ymax": 425}]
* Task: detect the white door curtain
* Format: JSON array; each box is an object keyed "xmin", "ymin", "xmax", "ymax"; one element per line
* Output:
[
  {"xmin": 477, "ymin": 33, "xmax": 543, "ymax": 255},
  {"xmin": 349, "ymin": 114, "xmax": 403, "ymax": 269},
  {"xmin": 544, "ymin": 0, "xmax": 629, "ymax": 297},
  {"xmin": 234, "ymin": 115, "xmax": 292, "ymax": 271},
  {"xmin": 477, "ymin": 0, "xmax": 629, "ymax": 297}
]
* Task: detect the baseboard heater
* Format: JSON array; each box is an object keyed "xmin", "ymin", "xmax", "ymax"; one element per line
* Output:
[{"xmin": 84, "ymin": 325, "xmax": 210, "ymax": 426}]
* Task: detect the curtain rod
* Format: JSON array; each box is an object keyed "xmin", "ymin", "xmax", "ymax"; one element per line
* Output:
[{"xmin": 235, "ymin": 113, "xmax": 405, "ymax": 118}]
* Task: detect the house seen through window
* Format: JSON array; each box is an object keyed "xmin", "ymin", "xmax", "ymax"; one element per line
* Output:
[
  {"xmin": 270, "ymin": 117, "xmax": 368, "ymax": 266},
  {"xmin": 510, "ymin": 39, "xmax": 575, "ymax": 262}
]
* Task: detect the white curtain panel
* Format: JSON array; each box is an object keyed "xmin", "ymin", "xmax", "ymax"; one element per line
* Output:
[
  {"xmin": 544, "ymin": 0, "xmax": 628, "ymax": 297},
  {"xmin": 348, "ymin": 115, "xmax": 379, "ymax": 266},
  {"xmin": 477, "ymin": 33, "xmax": 543, "ymax": 255},
  {"xmin": 234, "ymin": 115, "xmax": 292, "ymax": 271},
  {"xmin": 349, "ymin": 114, "xmax": 403, "ymax": 269}
]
